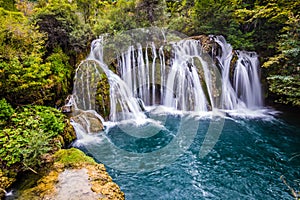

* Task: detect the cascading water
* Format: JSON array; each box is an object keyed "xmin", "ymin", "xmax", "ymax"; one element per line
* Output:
[
  {"xmin": 118, "ymin": 39, "xmax": 216, "ymax": 111},
  {"xmin": 62, "ymin": 30, "xmax": 300, "ymax": 200},
  {"xmin": 70, "ymin": 32, "xmax": 264, "ymax": 123},
  {"xmin": 234, "ymin": 50, "xmax": 263, "ymax": 109},
  {"xmin": 72, "ymin": 38, "xmax": 146, "ymax": 122},
  {"xmin": 163, "ymin": 40, "xmax": 212, "ymax": 111},
  {"xmin": 213, "ymin": 35, "xmax": 263, "ymax": 110},
  {"xmin": 213, "ymin": 35, "xmax": 239, "ymax": 110}
]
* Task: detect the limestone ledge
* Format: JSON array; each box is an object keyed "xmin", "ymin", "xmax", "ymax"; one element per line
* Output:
[{"xmin": 18, "ymin": 148, "xmax": 124, "ymax": 200}]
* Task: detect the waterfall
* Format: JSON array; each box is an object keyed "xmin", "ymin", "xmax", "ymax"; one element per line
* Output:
[
  {"xmin": 163, "ymin": 40, "xmax": 211, "ymax": 111},
  {"xmin": 213, "ymin": 35, "xmax": 239, "ymax": 110},
  {"xmin": 70, "ymin": 33, "xmax": 264, "ymax": 124},
  {"xmin": 118, "ymin": 39, "xmax": 215, "ymax": 111},
  {"xmin": 234, "ymin": 51, "xmax": 263, "ymax": 108},
  {"xmin": 72, "ymin": 37, "xmax": 146, "ymax": 122},
  {"xmin": 213, "ymin": 36, "xmax": 263, "ymax": 109}
]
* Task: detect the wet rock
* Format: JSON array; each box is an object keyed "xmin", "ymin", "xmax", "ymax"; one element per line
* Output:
[
  {"xmin": 61, "ymin": 105, "xmax": 73, "ymax": 113},
  {"xmin": 60, "ymin": 119, "xmax": 77, "ymax": 147},
  {"xmin": 55, "ymin": 168, "xmax": 104, "ymax": 200},
  {"xmin": 71, "ymin": 110, "xmax": 104, "ymax": 134},
  {"xmin": 188, "ymin": 35, "xmax": 213, "ymax": 52}
]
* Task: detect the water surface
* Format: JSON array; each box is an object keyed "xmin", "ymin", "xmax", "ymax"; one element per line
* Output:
[{"xmin": 78, "ymin": 108, "xmax": 300, "ymax": 199}]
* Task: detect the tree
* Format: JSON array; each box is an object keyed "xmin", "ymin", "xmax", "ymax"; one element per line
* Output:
[
  {"xmin": 33, "ymin": 0, "xmax": 92, "ymax": 62},
  {"xmin": 93, "ymin": 0, "xmax": 137, "ymax": 35},
  {"xmin": 190, "ymin": 0, "xmax": 254, "ymax": 49},
  {"xmin": 0, "ymin": 8, "xmax": 72, "ymax": 107},
  {"xmin": 0, "ymin": 0, "xmax": 18, "ymax": 11},
  {"xmin": 135, "ymin": 0, "xmax": 167, "ymax": 26}
]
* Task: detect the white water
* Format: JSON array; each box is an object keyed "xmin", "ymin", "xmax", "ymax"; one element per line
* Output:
[
  {"xmin": 70, "ymin": 34, "xmax": 264, "ymax": 124},
  {"xmin": 72, "ymin": 37, "xmax": 146, "ymax": 122},
  {"xmin": 234, "ymin": 50, "xmax": 263, "ymax": 109}
]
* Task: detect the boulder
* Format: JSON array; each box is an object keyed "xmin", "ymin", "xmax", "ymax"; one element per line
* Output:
[{"xmin": 71, "ymin": 110, "xmax": 104, "ymax": 134}]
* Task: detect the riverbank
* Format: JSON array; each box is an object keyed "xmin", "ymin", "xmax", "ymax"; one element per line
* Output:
[{"xmin": 5, "ymin": 148, "xmax": 124, "ymax": 200}]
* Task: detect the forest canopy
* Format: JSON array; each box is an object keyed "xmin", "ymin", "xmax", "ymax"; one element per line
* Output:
[{"xmin": 0, "ymin": 0, "xmax": 299, "ymax": 106}]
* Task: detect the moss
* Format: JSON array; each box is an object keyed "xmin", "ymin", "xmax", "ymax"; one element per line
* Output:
[
  {"xmin": 54, "ymin": 148, "xmax": 96, "ymax": 167},
  {"xmin": 96, "ymin": 73, "xmax": 111, "ymax": 120},
  {"xmin": 60, "ymin": 119, "xmax": 77, "ymax": 146},
  {"xmin": 18, "ymin": 149, "xmax": 125, "ymax": 200}
]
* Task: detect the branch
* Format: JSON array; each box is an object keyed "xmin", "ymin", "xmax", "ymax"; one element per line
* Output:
[
  {"xmin": 22, "ymin": 162, "xmax": 38, "ymax": 174},
  {"xmin": 280, "ymin": 175, "xmax": 299, "ymax": 199}
]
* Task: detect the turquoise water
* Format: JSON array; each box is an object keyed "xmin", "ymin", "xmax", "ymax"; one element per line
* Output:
[{"xmin": 79, "ymin": 108, "xmax": 300, "ymax": 199}]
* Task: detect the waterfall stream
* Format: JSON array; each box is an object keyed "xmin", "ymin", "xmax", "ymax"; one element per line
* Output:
[
  {"xmin": 70, "ymin": 33, "xmax": 263, "ymax": 122},
  {"xmin": 64, "ymin": 31, "xmax": 300, "ymax": 200}
]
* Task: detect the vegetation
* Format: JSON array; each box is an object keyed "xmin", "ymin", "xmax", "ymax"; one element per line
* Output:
[
  {"xmin": 54, "ymin": 148, "xmax": 96, "ymax": 166},
  {"xmin": 0, "ymin": 0, "xmax": 298, "ymax": 107},
  {"xmin": 0, "ymin": 0, "xmax": 299, "ymax": 196},
  {"xmin": 0, "ymin": 98, "xmax": 14, "ymax": 128},
  {"xmin": 0, "ymin": 105, "xmax": 65, "ymax": 169},
  {"xmin": 0, "ymin": 103, "xmax": 76, "ymax": 196}
]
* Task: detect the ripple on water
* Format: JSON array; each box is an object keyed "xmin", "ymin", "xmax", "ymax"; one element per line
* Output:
[{"xmin": 77, "ymin": 111, "xmax": 300, "ymax": 200}]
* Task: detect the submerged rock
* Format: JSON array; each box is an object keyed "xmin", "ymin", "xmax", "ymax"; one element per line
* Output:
[{"xmin": 18, "ymin": 148, "xmax": 124, "ymax": 200}]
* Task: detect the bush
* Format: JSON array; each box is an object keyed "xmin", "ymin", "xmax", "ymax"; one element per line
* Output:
[
  {"xmin": 0, "ymin": 98, "xmax": 14, "ymax": 127},
  {"xmin": 0, "ymin": 106, "xmax": 65, "ymax": 170},
  {"xmin": 267, "ymin": 75, "xmax": 300, "ymax": 106},
  {"xmin": 0, "ymin": 8, "xmax": 73, "ymax": 107}
]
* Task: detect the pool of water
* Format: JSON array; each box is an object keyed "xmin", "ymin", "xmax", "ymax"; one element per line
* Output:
[{"xmin": 77, "ymin": 107, "xmax": 300, "ymax": 199}]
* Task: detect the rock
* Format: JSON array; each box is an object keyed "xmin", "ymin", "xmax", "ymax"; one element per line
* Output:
[
  {"xmin": 71, "ymin": 110, "xmax": 104, "ymax": 134},
  {"xmin": 18, "ymin": 148, "xmax": 125, "ymax": 200},
  {"xmin": 55, "ymin": 168, "xmax": 104, "ymax": 200},
  {"xmin": 0, "ymin": 169, "xmax": 16, "ymax": 199},
  {"xmin": 60, "ymin": 119, "xmax": 77, "ymax": 146},
  {"xmin": 60, "ymin": 105, "xmax": 73, "ymax": 113},
  {"xmin": 188, "ymin": 35, "xmax": 213, "ymax": 52}
]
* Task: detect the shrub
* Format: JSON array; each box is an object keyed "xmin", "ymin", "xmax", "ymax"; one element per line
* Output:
[
  {"xmin": 0, "ymin": 106, "xmax": 65, "ymax": 170},
  {"xmin": 0, "ymin": 98, "xmax": 14, "ymax": 127}
]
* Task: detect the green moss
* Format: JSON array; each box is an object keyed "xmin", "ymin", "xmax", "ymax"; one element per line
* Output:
[
  {"xmin": 54, "ymin": 148, "xmax": 96, "ymax": 167},
  {"xmin": 60, "ymin": 119, "xmax": 76, "ymax": 146},
  {"xmin": 96, "ymin": 73, "xmax": 111, "ymax": 120}
]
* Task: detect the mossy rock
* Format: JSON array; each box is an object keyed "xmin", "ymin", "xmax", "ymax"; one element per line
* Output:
[
  {"xmin": 60, "ymin": 119, "xmax": 77, "ymax": 146},
  {"xmin": 18, "ymin": 148, "xmax": 125, "ymax": 200},
  {"xmin": 96, "ymin": 73, "xmax": 111, "ymax": 120},
  {"xmin": 0, "ymin": 169, "xmax": 16, "ymax": 198},
  {"xmin": 53, "ymin": 148, "xmax": 96, "ymax": 167},
  {"xmin": 71, "ymin": 110, "xmax": 104, "ymax": 134}
]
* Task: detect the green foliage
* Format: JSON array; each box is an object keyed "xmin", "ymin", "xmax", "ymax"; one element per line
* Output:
[
  {"xmin": 166, "ymin": 0, "xmax": 194, "ymax": 34},
  {"xmin": 0, "ymin": 0, "xmax": 18, "ymax": 11},
  {"xmin": 0, "ymin": 50, "xmax": 72, "ymax": 106},
  {"xmin": 33, "ymin": 0, "xmax": 92, "ymax": 57},
  {"xmin": 267, "ymin": 75, "xmax": 300, "ymax": 106},
  {"xmin": 0, "ymin": 8, "xmax": 73, "ymax": 106},
  {"xmin": 45, "ymin": 48, "xmax": 73, "ymax": 101},
  {"xmin": 0, "ymin": 8, "xmax": 45, "ymax": 61},
  {"xmin": 96, "ymin": 73, "xmax": 110, "ymax": 120},
  {"xmin": 233, "ymin": 0, "xmax": 299, "ymax": 56},
  {"xmin": 93, "ymin": 0, "xmax": 137, "ymax": 35},
  {"xmin": 0, "ymin": 106, "xmax": 65, "ymax": 169},
  {"xmin": 0, "ymin": 98, "xmax": 14, "ymax": 127},
  {"xmin": 135, "ymin": 0, "xmax": 167, "ymax": 27}
]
